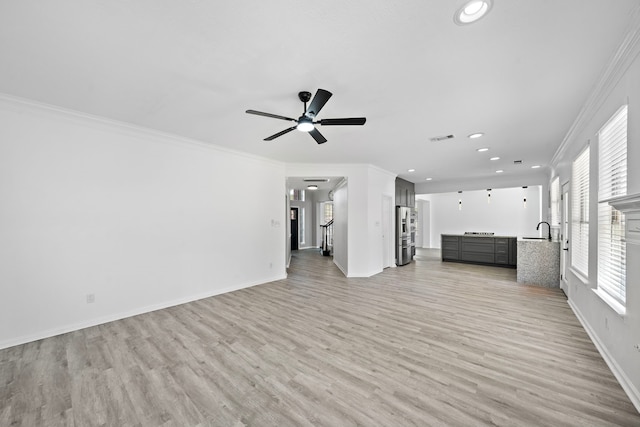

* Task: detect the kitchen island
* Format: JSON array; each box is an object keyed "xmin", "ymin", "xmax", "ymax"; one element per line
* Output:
[
  {"xmin": 441, "ymin": 234, "xmax": 517, "ymax": 268},
  {"xmin": 516, "ymin": 238, "xmax": 560, "ymax": 287}
]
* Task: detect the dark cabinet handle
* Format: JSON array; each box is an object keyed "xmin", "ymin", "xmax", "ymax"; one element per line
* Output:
[{"xmin": 563, "ymin": 248, "xmax": 569, "ymax": 251}]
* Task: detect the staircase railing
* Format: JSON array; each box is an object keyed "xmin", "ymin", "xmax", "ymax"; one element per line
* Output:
[{"xmin": 320, "ymin": 219, "xmax": 334, "ymax": 256}]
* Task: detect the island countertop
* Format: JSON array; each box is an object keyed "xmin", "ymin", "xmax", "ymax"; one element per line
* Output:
[
  {"xmin": 441, "ymin": 233, "xmax": 517, "ymax": 238},
  {"xmin": 516, "ymin": 239, "xmax": 560, "ymax": 287}
]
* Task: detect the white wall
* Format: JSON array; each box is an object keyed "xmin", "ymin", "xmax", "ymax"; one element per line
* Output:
[
  {"xmin": 423, "ymin": 187, "xmax": 542, "ymax": 248},
  {"xmin": 548, "ymin": 12, "xmax": 640, "ymax": 410},
  {"xmin": 415, "ymin": 199, "xmax": 431, "ymax": 248},
  {"xmin": 0, "ymin": 95, "xmax": 287, "ymax": 349}
]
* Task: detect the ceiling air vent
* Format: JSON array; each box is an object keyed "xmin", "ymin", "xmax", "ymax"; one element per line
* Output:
[
  {"xmin": 303, "ymin": 178, "xmax": 330, "ymax": 183},
  {"xmin": 513, "ymin": 160, "xmax": 523, "ymax": 164},
  {"xmin": 429, "ymin": 134, "xmax": 455, "ymax": 142}
]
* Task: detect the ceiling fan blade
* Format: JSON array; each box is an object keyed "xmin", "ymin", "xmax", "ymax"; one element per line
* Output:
[
  {"xmin": 305, "ymin": 89, "xmax": 332, "ymax": 118},
  {"xmin": 264, "ymin": 126, "xmax": 297, "ymax": 141},
  {"xmin": 317, "ymin": 117, "xmax": 367, "ymax": 126},
  {"xmin": 308, "ymin": 128, "xmax": 327, "ymax": 144},
  {"xmin": 246, "ymin": 110, "xmax": 296, "ymax": 122}
]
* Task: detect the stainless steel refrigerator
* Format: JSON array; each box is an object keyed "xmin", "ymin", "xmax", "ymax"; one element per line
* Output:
[{"xmin": 396, "ymin": 206, "xmax": 414, "ymax": 266}]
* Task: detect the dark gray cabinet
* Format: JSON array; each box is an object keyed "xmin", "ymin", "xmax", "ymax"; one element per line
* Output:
[
  {"xmin": 495, "ymin": 237, "xmax": 510, "ymax": 265},
  {"xmin": 508, "ymin": 238, "xmax": 517, "ymax": 265},
  {"xmin": 441, "ymin": 235, "xmax": 516, "ymax": 268},
  {"xmin": 395, "ymin": 178, "xmax": 415, "ymax": 208},
  {"xmin": 441, "ymin": 235, "xmax": 460, "ymax": 260},
  {"xmin": 461, "ymin": 236, "xmax": 495, "ymax": 264}
]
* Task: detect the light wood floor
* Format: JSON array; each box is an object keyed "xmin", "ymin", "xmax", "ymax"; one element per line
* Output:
[{"xmin": 1, "ymin": 248, "xmax": 639, "ymax": 426}]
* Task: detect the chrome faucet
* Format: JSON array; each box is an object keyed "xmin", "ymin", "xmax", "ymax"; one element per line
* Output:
[{"xmin": 537, "ymin": 221, "xmax": 552, "ymax": 241}]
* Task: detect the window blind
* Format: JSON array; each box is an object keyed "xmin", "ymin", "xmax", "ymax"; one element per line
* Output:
[
  {"xmin": 323, "ymin": 202, "xmax": 333, "ymax": 223},
  {"xmin": 571, "ymin": 147, "xmax": 590, "ymax": 277},
  {"xmin": 598, "ymin": 105, "xmax": 627, "ymax": 306},
  {"xmin": 550, "ymin": 177, "xmax": 561, "ymax": 226}
]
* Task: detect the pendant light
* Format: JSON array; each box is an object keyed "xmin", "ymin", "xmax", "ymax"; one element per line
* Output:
[
  {"xmin": 458, "ymin": 191, "xmax": 463, "ymax": 211},
  {"xmin": 487, "ymin": 188, "xmax": 491, "ymax": 204}
]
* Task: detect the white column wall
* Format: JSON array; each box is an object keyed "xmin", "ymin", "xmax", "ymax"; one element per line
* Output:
[
  {"xmin": 332, "ymin": 180, "xmax": 349, "ymax": 275},
  {"xmin": 367, "ymin": 166, "xmax": 396, "ymax": 273}
]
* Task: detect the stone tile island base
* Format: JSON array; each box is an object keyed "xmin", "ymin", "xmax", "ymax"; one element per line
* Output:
[{"xmin": 516, "ymin": 239, "xmax": 561, "ymax": 287}]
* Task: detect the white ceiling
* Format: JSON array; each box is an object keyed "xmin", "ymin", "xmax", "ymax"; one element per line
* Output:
[{"xmin": 1, "ymin": 1, "xmax": 638, "ymax": 188}]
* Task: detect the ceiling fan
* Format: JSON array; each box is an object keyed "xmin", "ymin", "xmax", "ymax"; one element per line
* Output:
[{"xmin": 246, "ymin": 89, "xmax": 366, "ymax": 144}]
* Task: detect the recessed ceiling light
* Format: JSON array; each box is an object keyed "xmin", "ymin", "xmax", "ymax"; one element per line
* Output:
[
  {"xmin": 307, "ymin": 185, "xmax": 318, "ymax": 190},
  {"xmin": 454, "ymin": 0, "xmax": 493, "ymax": 25},
  {"xmin": 531, "ymin": 165, "xmax": 541, "ymax": 169},
  {"xmin": 408, "ymin": 169, "xmax": 415, "ymax": 172},
  {"xmin": 426, "ymin": 177, "xmax": 433, "ymax": 181},
  {"xmin": 468, "ymin": 132, "xmax": 484, "ymax": 139},
  {"xmin": 490, "ymin": 156, "xmax": 500, "ymax": 161},
  {"xmin": 477, "ymin": 147, "xmax": 489, "ymax": 152},
  {"xmin": 496, "ymin": 170, "xmax": 504, "ymax": 173}
]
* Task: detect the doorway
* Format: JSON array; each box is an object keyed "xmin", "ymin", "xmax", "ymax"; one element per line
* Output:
[
  {"xmin": 560, "ymin": 182, "xmax": 570, "ymax": 295},
  {"xmin": 290, "ymin": 207, "xmax": 299, "ymax": 251}
]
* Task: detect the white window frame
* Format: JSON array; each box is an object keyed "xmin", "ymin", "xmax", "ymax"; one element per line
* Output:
[
  {"xmin": 550, "ymin": 176, "xmax": 561, "ymax": 227},
  {"xmin": 571, "ymin": 146, "xmax": 590, "ymax": 279},
  {"xmin": 596, "ymin": 105, "xmax": 627, "ymax": 313}
]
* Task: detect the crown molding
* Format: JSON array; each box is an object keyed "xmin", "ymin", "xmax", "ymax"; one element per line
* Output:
[
  {"xmin": 0, "ymin": 93, "xmax": 286, "ymax": 168},
  {"xmin": 551, "ymin": 5, "xmax": 640, "ymax": 167}
]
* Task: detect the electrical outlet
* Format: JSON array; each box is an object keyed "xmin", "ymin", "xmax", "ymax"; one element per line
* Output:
[{"xmin": 86, "ymin": 294, "xmax": 95, "ymax": 304}]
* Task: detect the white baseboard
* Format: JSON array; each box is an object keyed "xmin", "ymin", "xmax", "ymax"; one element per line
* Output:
[
  {"xmin": 333, "ymin": 259, "xmax": 347, "ymax": 276},
  {"xmin": 568, "ymin": 300, "xmax": 640, "ymax": 412},
  {"xmin": 347, "ymin": 268, "xmax": 383, "ymax": 278},
  {"xmin": 0, "ymin": 274, "xmax": 286, "ymax": 350}
]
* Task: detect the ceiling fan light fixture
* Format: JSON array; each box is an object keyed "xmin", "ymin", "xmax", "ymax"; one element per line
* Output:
[
  {"xmin": 454, "ymin": 0, "xmax": 492, "ymax": 25},
  {"xmin": 297, "ymin": 119, "xmax": 314, "ymax": 132}
]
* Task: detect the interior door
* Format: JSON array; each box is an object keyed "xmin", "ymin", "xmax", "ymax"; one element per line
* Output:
[
  {"xmin": 560, "ymin": 182, "xmax": 570, "ymax": 295},
  {"xmin": 290, "ymin": 207, "xmax": 299, "ymax": 251}
]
